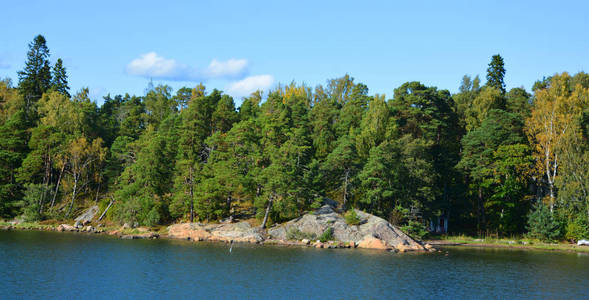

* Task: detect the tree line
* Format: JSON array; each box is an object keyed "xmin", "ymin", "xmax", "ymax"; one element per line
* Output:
[{"xmin": 1, "ymin": 35, "xmax": 588, "ymax": 241}]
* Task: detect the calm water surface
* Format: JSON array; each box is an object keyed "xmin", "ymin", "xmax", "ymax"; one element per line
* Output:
[{"xmin": 1, "ymin": 230, "xmax": 589, "ymax": 299}]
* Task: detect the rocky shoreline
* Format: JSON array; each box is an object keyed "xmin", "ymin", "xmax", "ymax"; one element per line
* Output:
[{"xmin": 1, "ymin": 204, "xmax": 436, "ymax": 253}]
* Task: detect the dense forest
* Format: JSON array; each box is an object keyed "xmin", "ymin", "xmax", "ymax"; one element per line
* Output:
[{"xmin": 1, "ymin": 35, "xmax": 588, "ymax": 241}]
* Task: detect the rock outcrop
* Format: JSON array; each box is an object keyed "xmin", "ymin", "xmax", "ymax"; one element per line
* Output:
[
  {"xmin": 357, "ymin": 236, "xmax": 390, "ymax": 250},
  {"xmin": 167, "ymin": 205, "xmax": 429, "ymax": 252},
  {"xmin": 168, "ymin": 221, "xmax": 264, "ymax": 243},
  {"xmin": 57, "ymin": 224, "xmax": 77, "ymax": 232},
  {"xmin": 121, "ymin": 232, "xmax": 159, "ymax": 240},
  {"xmin": 74, "ymin": 205, "xmax": 99, "ymax": 225},
  {"xmin": 267, "ymin": 205, "xmax": 427, "ymax": 252}
]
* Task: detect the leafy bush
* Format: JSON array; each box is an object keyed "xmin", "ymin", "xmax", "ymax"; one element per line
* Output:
[
  {"xmin": 144, "ymin": 206, "xmax": 161, "ymax": 227},
  {"xmin": 388, "ymin": 206, "xmax": 409, "ymax": 226},
  {"xmin": 310, "ymin": 196, "xmax": 323, "ymax": 210},
  {"xmin": 344, "ymin": 209, "xmax": 361, "ymax": 225},
  {"xmin": 526, "ymin": 202, "xmax": 560, "ymax": 242},
  {"xmin": 565, "ymin": 217, "xmax": 588, "ymax": 242},
  {"xmin": 401, "ymin": 220, "xmax": 428, "ymax": 240},
  {"xmin": 16, "ymin": 184, "xmax": 52, "ymax": 222},
  {"xmin": 319, "ymin": 227, "xmax": 334, "ymax": 242},
  {"xmin": 286, "ymin": 228, "xmax": 316, "ymax": 240}
]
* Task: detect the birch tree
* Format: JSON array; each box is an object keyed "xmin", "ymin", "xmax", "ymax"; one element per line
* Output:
[{"xmin": 526, "ymin": 73, "xmax": 587, "ymax": 211}]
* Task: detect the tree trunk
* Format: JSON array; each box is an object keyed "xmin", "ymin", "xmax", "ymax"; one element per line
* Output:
[
  {"xmin": 51, "ymin": 164, "xmax": 65, "ymax": 209},
  {"xmin": 94, "ymin": 182, "xmax": 101, "ymax": 203},
  {"xmin": 39, "ymin": 150, "xmax": 51, "ymax": 214},
  {"xmin": 478, "ymin": 186, "xmax": 486, "ymax": 233},
  {"xmin": 67, "ymin": 175, "xmax": 78, "ymax": 217},
  {"xmin": 545, "ymin": 147, "xmax": 558, "ymax": 214},
  {"xmin": 189, "ymin": 166, "xmax": 194, "ymax": 223},
  {"xmin": 261, "ymin": 195, "xmax": 273, "ymax": 229},
  {"xmin": 98, "ymin": 198, "xmax": 114, "ymax": 221},
  {"xmin": 343, "ymin": 168, "xmax": 349, "ymax": 209},
  {"xmin": 226, "ymin": 192, "xmax": 232, "ymax": 217}
]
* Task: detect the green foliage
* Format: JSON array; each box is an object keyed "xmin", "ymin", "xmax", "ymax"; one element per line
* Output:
[
  {"xmin": 15, "ymin": 184, "xmax": 52, "ymax": 221},
  {"xmin": 401, "ymin": 220, "xmax": 428, "ymax": 240},
  {"xmin": 565, "ymin": 217, "xmax": 589, "ymax": 242},
  {"xmin": 144, "ymin": 84, "xmax": 176, "ymax": 127},
  {"xmin": 355, "ymin": 94, "xmax": 389, "ymax": 158},
  {"xmin": 0, "ymin": 110, "xmax": 28, "ymax": 217},
  {"xmin": 527, "ymin": 202, "xmax": 561, "ymax": 242},
  {"xmin": 18, "ymin": 35, "xmax": 52, "ymax": 121},
  {"xmin": 344, "ymin": 209, "xmax": 361, "ymax": 225},
  {"xmin": 319, "ymin": 227, "xmax": 334, "ymax": 242},
  {"xmin": 113, "ymin": 126, "xmax": 175, "ymax": 226},
  {"xmin": 506, "ymin": 87, "xmax": 531, "ymax": 118},
  {"xmin": 458, "ymin": 109, "xmax": 531, "ymax": 234},
  {"xmin": 322, "ymin": 135, "xmax": 359, "ymax": 208},
  {"xmin": 357, "ymin": 142, "xmax": 397, "ymax": 216},
  {"xmin": 50, "ymin": 58, "xmax": 70, "ymax": 97}
]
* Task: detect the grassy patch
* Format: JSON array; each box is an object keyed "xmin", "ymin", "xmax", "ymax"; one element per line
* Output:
[
  {"xmin": 0, "ymin": 221, "xmax": 54, "ymax": 231},
  {"xmin": 428, "ymin": 234, "xmax": 589, "ymax": 253},
  {"xmin": 319, "ymin": 227, "xmax": 334, "ymax": 242},
  {"xmin": 344, "ymin": 210, "xmax": 361, "ymax": 225},
  {"xmin": 286, "ymin": 228, "xmax": 316, "ymax": 240}
]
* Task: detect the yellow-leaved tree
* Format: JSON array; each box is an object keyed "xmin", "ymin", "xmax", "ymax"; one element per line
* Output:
[{"xmin": 526, "ymin": 72, "xmax": 588, "ymax": 211}]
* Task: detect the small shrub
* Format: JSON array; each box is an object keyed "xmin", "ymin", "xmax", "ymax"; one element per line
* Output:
[
  {"xmin": 526, "ymin": 202, "xmax": 560, "ymax": 242},
  {"xmin": 310, "ymin": 196, "xmax": 323, "ymax": 210},
  {"xmin": 319, "ymin": 227, "xmax": 334, "ymax": 242},
  {"xmin": 565, "ymin": 217, "xmax": 589, "ymax": 242},
  {"xmin": 401, "ymin": 220, "xmax": 428, "ymax": 240},
  {"xmin": 344, "ymin": 209, "xmax": 361, "ymax": 225},
  {"xmin": 286, "ymin": 228, "xmax": 316, "ymax": 240}
]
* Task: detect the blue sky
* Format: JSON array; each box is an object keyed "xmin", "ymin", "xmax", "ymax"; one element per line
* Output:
[{"xmin": 1, "ymin": 0, "xmax": 588, "ymax": 105}]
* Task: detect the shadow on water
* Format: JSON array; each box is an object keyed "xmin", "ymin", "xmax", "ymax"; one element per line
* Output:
[{"xmin": 1, "ymin": 230, "xmax": 589, "ymax": 299}]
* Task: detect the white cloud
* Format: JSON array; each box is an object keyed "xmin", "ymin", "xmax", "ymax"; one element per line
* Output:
[
  {"xmin": 205, "ymin": 59, "xmax": 248, "ymax": 78},
  {"xmin": 226, "ymin": 75, "xmax": 274, "ymax": 98},
  {"xmin": 126, "ymin": 52, "xmax": 188, "ymax": 80},
  {"xmin": 125, "ymin": 52, "xmax": 248, "ymax": 81}
]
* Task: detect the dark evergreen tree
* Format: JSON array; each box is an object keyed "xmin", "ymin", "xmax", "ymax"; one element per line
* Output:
[
  {"xmin": 457, "ymin": 109, "xmax": 530, "ymax": 233},
  {"xmin": 486, "ymin": 54, "xmax": 506, "ymax": 94},
  {"xmin": 50, "ymin": 58, "xmax": 70, "ymax": 97},
  {"xmin": 17, "ymin": 35, "xmax": 52, "ymax": 120},
  {"xmin": 0, "ymin": 111, "xmax": 30, "ymax": 217}
]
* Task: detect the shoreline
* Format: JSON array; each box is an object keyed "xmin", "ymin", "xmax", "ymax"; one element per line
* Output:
[
  {"xmin": 0, "ymin": 221, "xmax": 430, "ymax": 253},
  {"xmin": 3, "ymin": 222, "xmax": 589, "ymax": 254},
  {"xmin": 426, "ymin": 239, "xmax": 589, "ymax": 253}
]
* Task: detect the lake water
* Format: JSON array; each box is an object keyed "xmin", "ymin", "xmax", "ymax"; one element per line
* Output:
[{"xmin": 1, "ymin": 230, "xmax": 589, "ymax": 299}]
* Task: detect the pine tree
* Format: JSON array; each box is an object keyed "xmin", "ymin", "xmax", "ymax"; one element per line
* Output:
[
  {"xmin": 51, "ymin": 58, "xmax": 70, "ymax": 97},
  {"xmin": 18, "ymin": 35, "xmax": 52, "ymax": 120},
  {"xmin": 458, "ymin": 109, "xmax": 528, "ymax": 232},
  {"xmin": 486, "ymin": 54, "xmax": 506, "ymax": 94}
]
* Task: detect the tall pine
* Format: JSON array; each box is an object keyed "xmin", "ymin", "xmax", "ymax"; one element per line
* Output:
[
  {"xmin": 18, "ymin": 35, "xmax": 52, "ymax": 121},
  {"xmin": 51, "ymin": 58, "xmax": 70, "ymax": 97},
  {"xmin": 486, "ymin": 54, "xmax": 506, "ymax": 94}
]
